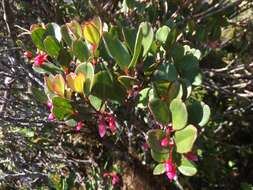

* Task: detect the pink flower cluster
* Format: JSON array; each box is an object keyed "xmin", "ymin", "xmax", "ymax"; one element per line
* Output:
[
  {"xmin": 103, "ymin": 172, "xmax": 120, "ymax": 186},
  {"xmin": 34, "ymin": 53, "xmax": 47, "ymax": 66},
  {"xmin": 98, "ymin": 114, "xmax": 117, "ymax": 138},
  {"xmin": 159, "ymin": 125, "xmax": 198, "ymax": 181}
]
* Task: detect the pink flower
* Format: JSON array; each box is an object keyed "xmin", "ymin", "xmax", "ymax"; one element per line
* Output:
[
  {"xmin": 98, "ymin": 119, "xmax": 106, "ymax": 138},
  {"xmin": 112, "ymin": 174, "xmax": 120, "ymax": 185},
  {"xmin": 76, "ymin": 121, "xmax": 84, "ymax": 131},
  {"xmin": 34, "ymin": 53, "xmax": 47, "ymax": 66},
  {"xmin": 47, "ymin": 101, "xmax": 53, "ymax": 109},
  {"xmin": 161, "ymin": 137, "xmax": 169, "ymax": 147},
  {"xmin": 142, "ymin": 142, "xmax": 149, "ymax": 151},
  {"xmin": 48, "ymin": 113, "xmax": 55, "ymax": 120},
  {"xmin": 103, "ymin": 172, "xmax": 120, "ymax": 186},
  {"xmin": 184, "ymin": 152, "xmax": 198, "ymax": 161},
  {"xmin": 23, "ymin": 51, "xmax": 33, "ymax": 58},
  {"xmin": 165, "ymin": 159, "xmax": 177, "ymax": 181},
  {"xmin": 108, "ymin": 116, "xmax": 116, "ymax": 134}
]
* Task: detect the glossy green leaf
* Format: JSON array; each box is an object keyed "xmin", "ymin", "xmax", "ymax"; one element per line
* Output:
[
  {"xmin": 32, "ymin": 62, "xmax": 63, "ymax": 75},
  {"xmin": 91, "ymin": 71, "xmax": 126, "ymax": 102},
  {"xmin": 151, "ymin": 150, "xmax": 170, "ymax": 163},
  {"xmin": 128, "ymin": 24, "xmax": 143, "ymax": 69},
  {"xmin": 122, "ymin": 27, "xmax": 137, "ymax": 54},
  {"xmin": 147, "ymin": 129, "xmax": 169, "ymax": 153},
  {"xmin": 52, "ymin": 74, "xmax": 65, "ymax": 97},
  {"xmin": 57, "ymin": 48, "xmax": 72, "ymax": 68},
  {"xmin": 103, "ymin": 32, "xmax": 131, "ymax": 70},
  {"xmin": 187, "ymin": 100, "xmax": 210, "ymax": 127},
  {"xmin": 141, "ymin": 22, "xmax": 154, "ymax": 57},
  {"xmin": 89, "ymin": 95, "xmax": 103, "ymax": 111},
  {"xmin": 31, "ymin": 27, "xmax": 46, "ymax": 50},
  {"xmin": 176, "ymin": 55, "xmax": 200, "ymax": 84},
  {"xmin": 82, "ymin": 17, "xmax": 102, "ymax": 46},
  {"xmin": 149, "ymin": 98, "xmax": 170, "ymax": 125},
  {"xmin": 66, "ymin": 20, "xmax": 82, "ymax": 39},
  {"xmin": 178, "ymin": 156, "xmax": 197, "ymax": 176},
  {"xmin": 180, "ymin": 79, "xmax": 192, "ymax": 99},
  {"xmin": 43, "ymin": 36, "xmax": 61, "ymax": 58},
  {"xmin": 156, "ymin": 25, "xmax": 170, "ymax": 43},
  {"xmin": 75, "ymin": 62, "xmax": 94, "ymax": 94},
  {"xmin": 61, "ymin": 25, "xmax": 73, "ymax": 47},
  {"xmin": 153, "ymin": 63, "xmax": 178, "ymax": 82},
  {"xmin": 153, "ymin": 163, "xmax": 166, "ymax": 175},
  {"xmin": 170, "ymin": 98, "xmax": 188, "ymax": 130},
  {"xmin": 46, "ymin": 23, "xmax": 62, "ymax": 42},
  {"xmin": 174, "ymin": 125, "xmax": 197, "ymax": 153},
  {"xmin": 72, "ymin": 39, "xmax": 89, "ymax": 62},
  {"xmin": 167, "ymin": 81, "xmax": 184, "ymax": 101},
  {"xmin": 52, "ymin": 97, "xmax": 74, "ymax": 120}
]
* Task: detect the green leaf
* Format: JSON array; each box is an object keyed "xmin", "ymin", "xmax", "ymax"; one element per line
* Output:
[
  {"xmin": 170, "ymin": 99, "xmax": 188, "ymax": 130},
  {"xmin": 156, "ymin": 25, "xmax": 170, "ymax": 43},
  {"xmin": 61, "ymin": 25, "xmax": 73, "ymax": 47},
  {"xmin": 137, "ymin": 88, "xmax": 152, "ymax": 109},
  {"xmin": 180, "ymin": 79, "xmax": 192, "ymax": 99},
  {"xmin": 147, "ymin": 129, "xmax": 169, "ymax": 153},
  {"xmin": 75, "ymin": 62, "xmax": 94, "ymax": 95},
  {"xmin": 52, "ymin": 97, "xmax": 74, "ymax": 120},
  {"xmin": 32, "ymin": 62, "xmax": 63, "ymax": 75},
  {"xmin": 171, "ymin": 44, "xmax": 185, "ymax": 63},
  {"xmin": 153, "ymin": 63, "xmax": 178, "ymax": 82},
  {"xmin": 66, "ymin": 20, "xmax": 82, "ymax": 39},
  {"xmin": 128, "ymin": 23, "xmax": 143, "ymax": 69},
  {"xmin": 91, "ymin": 71, "xmax": 126, "ymax": 102},
  {"xmin": 72, "ymin": 39, "xmax": 89, "ymax": 62},
  {"xmin": 176, "ymin": 55, "xmax": 200, "ymax": 84},
  {"xmin": 187, "ymin": 100, "xmax": 210, "ymax": 127},
  {"xmin": 122, "ymin": 27, "xmax": 137, "ymax": 54},
  {"xmin": 46, "ymin": 23, "xmax": 62, "ymax": 42},
  {"xmin": 103, "ymin": 32, "xmax": 131, "ymax": 71},
  {"xmin": 151, "ymin": 150, "xmax": 170, "ymax": 162},
  {"xmin": 118, "ymin": 75, "xmax": 136, "ymax": 90},
  {"xmin": 89, "ymin": 95, "xmax": 103, "ymax": 111},
  {"xmin": 141, "ymin": 22, "xmax": 154, "ymax": 57},
  {"xmin": 174, "ymin": 125, "xmax": 197, "ymax": 153},
  {"xmin": 149, "ymin": 98, "xmax": 170, "ymax": 125},
  {"xmin": 31, "ymin": 86, "xmax": 48, "ymax": 104},
  {"xmin": 43, "ymin": 36, "xmax": 61, "ymax": 58},
  {"xmin": 167, "ymin": 81, "xmax": 183, "ymax": 101},
  {"xmin": 178, "ymin": 156, "xmax": 197, "ymax": 176},
  {"xmin": 57, "ymin": 48, "xmax": 72, "ymax": 68},
  {"xmin": 31, "ymin": 27, "xmax": 46, "ymax": 50},
  {"xmin": 153, "ymin": 163, "xmax": 166, "ymax": 175},
  {"xmin": 166, "ymin": 27, "xmax": 178, "ymax": 48}
]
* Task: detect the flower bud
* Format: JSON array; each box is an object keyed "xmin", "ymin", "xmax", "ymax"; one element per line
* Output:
[
  {"xmin": 184, "ymin": 152, "xmax": 198, "ymax": 161},
  {"xmin": 161, "ymin": 137, "xmax": 169, "ymax": 147},
  {"xmin": 48, "ymin": 113, "xmax": 55, "ymax": 121},
  {"xmin": 108, "ymin": 116, "xmax": 116, "ymax": 134},
  {"xmin": 98, "ymin": 119, "xmax": 106, "ymax": 138},
  {"xmin": 47, "ymin": 100, "xmax": 52, "ymax": 109},
  {"xmin": 23, "ymin": 51, "xmax": 33, "ymax": 58},
  {"xmin": 76, "ymin": 121, "xmax": 84, "ymax": 131}
]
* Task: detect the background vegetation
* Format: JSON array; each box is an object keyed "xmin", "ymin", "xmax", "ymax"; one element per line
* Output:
[{"xmin": 0, "ymin": 0, "xmax": 253, "ymax": 189}]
